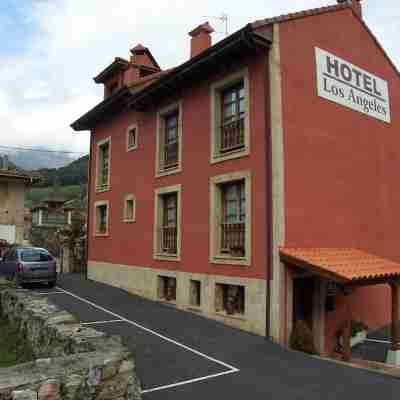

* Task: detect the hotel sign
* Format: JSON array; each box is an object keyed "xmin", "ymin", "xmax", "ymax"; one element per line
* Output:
[{"xmin": 315, "ymin": 47, "xmax": 391, "ymax": 123}]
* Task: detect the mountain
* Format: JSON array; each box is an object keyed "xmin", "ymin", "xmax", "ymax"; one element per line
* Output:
[
  {"xmin": 3, "ymin": 148, "xmax": 75, "ymax": 170},
  {"xmin": 34, "ymin": 155, "xmax": 89, "ymax": 187}
]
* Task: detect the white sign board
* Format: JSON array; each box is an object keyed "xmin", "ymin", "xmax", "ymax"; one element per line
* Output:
[
  {"xmin": 315, "ymin": 47, "xmax": 391, "ymax": 123},
  {"xmin": 0, "ymin": 225, "xmax": 16, "ymax": 243}
]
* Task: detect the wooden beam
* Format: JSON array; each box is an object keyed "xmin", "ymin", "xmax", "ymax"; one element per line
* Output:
[{"xmin": 391, "ymin": 283, "xmax": 400, "ymax": 351}]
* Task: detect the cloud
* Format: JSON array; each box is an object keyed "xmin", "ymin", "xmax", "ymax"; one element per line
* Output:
[{"xmin": 0, "ymin": 0, "xmax": 398, "ymax": 157}]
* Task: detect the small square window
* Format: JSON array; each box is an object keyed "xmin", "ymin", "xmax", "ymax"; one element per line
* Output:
[
  {"xmin": 127, "ymin": 125, "xmax": 138, "ymax": 151},
  {"xmin": 215, "ymin": 283, "xmax": 245, "ymax": 316},
  {"xmin": 158, "ymin": 276, "xmax": 176, "ymax": 302},
  {"xmin": 190, "ymin": 280, "xmax": 201, "ymax": 307}
]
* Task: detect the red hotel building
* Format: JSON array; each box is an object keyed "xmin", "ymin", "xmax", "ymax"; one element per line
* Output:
[{"xmin": 72, "ymin": 0, "xmax": 400, "ymax": 356}]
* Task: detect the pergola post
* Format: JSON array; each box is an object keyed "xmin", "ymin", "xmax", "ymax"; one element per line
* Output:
[
  {"xmin": 387, "ymin": 282, "xmax": 400, "ymax": 365},
  {"xmin": 342, "ymin": 288, "xmax": 352, "ymax": 362}
]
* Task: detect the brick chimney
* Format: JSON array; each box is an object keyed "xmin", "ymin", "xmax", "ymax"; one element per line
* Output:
[
  {"xmin": 189, "ymin": 22, "xmax": 214, "ymax": 58},
  {"xmin": 337, "ymin": 0, "xmax": 362, "ymax": 18}
]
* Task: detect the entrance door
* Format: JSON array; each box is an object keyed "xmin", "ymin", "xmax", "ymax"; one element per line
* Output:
[{"xmin": 293, "ymin": 277, "xmax": 314, "ymax": 331}]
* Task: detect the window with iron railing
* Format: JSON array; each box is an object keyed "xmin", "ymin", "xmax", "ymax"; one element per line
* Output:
[
  {"xmin": 221, "ymin": 181, "xmax": 246, "ymax": 256},
  {"xmin": 220, "ymin": 82, "xmax": 245, "ymax": 153},
  {"xmin": 161, "ymin": 193, "xmax": 178, "ymax": 254},
  {"xmin": 162, "ymin": 112, "xmax": 179, "ymax": 170},
  {"xmin": 97, "ymin": 141, "xmax": 110, "ymax": 190}
]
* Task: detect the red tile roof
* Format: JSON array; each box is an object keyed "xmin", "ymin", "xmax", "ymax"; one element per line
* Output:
[
  {"xmin": 251, "ymin": 3, "xmax": 349, "ymax": 28},
  {"xmin": 280, "ymin": 248, "xmax": 400, "ymax": 284}
]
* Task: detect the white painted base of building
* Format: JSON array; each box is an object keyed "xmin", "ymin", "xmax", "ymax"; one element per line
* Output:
[
  {"xmin": 88, "ymin": 260, "xmax": 267, "ymax": 336},
  {"xmin": 386, "ymin": 349, "xmax": 400, "ymax": 366}
]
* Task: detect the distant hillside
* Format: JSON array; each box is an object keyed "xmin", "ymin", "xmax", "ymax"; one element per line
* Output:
[
  {"xmin": 4, "ymin": 148, "xmax": 75, "ymax": 170},
  {"xmin": 34, "ymin": 155, "xmax": 88, "ymax": 188}
]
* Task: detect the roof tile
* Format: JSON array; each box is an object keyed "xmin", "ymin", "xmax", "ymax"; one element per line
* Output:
[{"xmin": 280, "ymin": 248, "xmax": 400, "ymax": 283}]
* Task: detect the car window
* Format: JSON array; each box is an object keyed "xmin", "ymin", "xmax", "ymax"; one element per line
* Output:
[{"xmin": 21, "ymin": 250, "xmax": 53, "ymax": 262}]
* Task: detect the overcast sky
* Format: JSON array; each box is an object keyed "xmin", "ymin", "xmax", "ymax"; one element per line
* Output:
[{"xmin": 0, "ymin": 0, "xmax": 398, "ymax": 158}]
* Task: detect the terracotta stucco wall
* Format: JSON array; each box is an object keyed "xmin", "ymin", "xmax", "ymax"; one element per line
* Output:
[
  {"xmin": 88, "ymin": 53, "xmax": 270, "ymax": 281},
  {"xmin": 279, "ymin": 9, "xmax": 400, "ymax": 352}
]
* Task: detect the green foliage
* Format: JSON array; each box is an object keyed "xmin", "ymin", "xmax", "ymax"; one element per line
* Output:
[
  {"xmin": 351, "ymin": 320, "xmax": 368, "ymax": 337},
  {"xmin": 34, "ymin": 155, "xmax": 88, "ymax": 188},
  {"xmin": 0, "ymin": 318, "xmax": 34, "ymax": 368},
  {"xmin": 25, "ymin": 185, "xmax": 83, "ymax": 208},
  {"xmin": 289, "ymin": 320, "xmax": 318, "ymax": 355}
]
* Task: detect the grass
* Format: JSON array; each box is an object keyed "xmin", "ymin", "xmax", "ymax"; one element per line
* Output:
[{"xmin": 0, "ymin": 317, "xmax": 35, "ymax": 368}]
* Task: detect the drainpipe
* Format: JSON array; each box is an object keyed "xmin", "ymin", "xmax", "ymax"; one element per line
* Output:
[
  {"xmin": 265, "ymin": 50, "xmax": 273, "ymax": 340},
  {"xmin": 85, "ymin": 133, "xmax": 93, "ymax": 280}
]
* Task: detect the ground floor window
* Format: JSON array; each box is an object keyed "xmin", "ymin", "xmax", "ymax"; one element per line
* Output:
[
  {"xmin": 189, "ymin": 280, "xmax": 201, "ymax": 307},
  {"xmin": 158, "ymin": 276, "xmax": 177, "ymax": 302},
  {"xmin": 215, "ymin": 283, "xmax": 245, "ymax": 316}
]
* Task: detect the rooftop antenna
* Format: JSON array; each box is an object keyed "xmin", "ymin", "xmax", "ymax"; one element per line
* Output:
[{"xmin": 203, "ymin": 13, "xmax": 229, "ymax": 36}]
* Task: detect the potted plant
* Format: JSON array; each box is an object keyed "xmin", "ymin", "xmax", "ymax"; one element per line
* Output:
[{"xmin": 350, "ymin": 320, "xmax": 368, "ymax": 347}]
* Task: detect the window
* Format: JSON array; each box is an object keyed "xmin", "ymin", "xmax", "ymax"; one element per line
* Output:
[
  {"xmin": 156, "ymin": 103, "xmax": 182, "ymax": 177},
  {"xmin": 215, "ymin": 283, "xmax": 245, "ymax": 316},
  {"xmin": 220, "ymin": 82, "xmax": 245, "ymax": 152},
  {"xmin": 210, "ymin": 69, "xmax": 250, "ymax": 164},
  {"xmin": 94, "ymin": 201, "xmax": 109, "ymax": 236},
  {"xmin": 161, "ymin": 193, "xmax": 177, "ymax": 254},
  {"xmin": 190, "ymin": 280, "xmax": 201, "ymax": 307},
  {"xmin": 163, "ymin": 112, "xmax": 179, "ymax": 169},
  {"xmin": 107, "ymin": 81, "xmax": 119, "ymax": 97},
  {"xmin": 123, "ymin": 195, "xmax": 136, "ymax": 222},
  {"xmin": 221, "ymin": 181, "xmax": 245, "ymax": 256},
  {"xmin": 96, "ymin": 138, "xmax": 111, "ymax": 191},
  {"xmin": 210, "ymin": 171, "xmax": 251, "ymax": 265},
  {"xmin": 154, "ymin": 185, "xmax": 182, "ymax": 260},
  {"xmin": 21, "ymin": 249, "xmax": 53, "ymax": 262},
  {"xmin": 158, "ymin": 276, "xmax": 176, "ymax": 302},
  {"xmin": 127, "ymin": 124, "xmax": 138, "ymax": 151}
]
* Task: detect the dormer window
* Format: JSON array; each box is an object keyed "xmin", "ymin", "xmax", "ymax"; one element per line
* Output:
[{"xmin": 108, "ymin": 81, "xmax": 119, "ymax": 96}]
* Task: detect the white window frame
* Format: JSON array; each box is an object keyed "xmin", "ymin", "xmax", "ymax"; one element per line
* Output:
[
  {"xmin": 153, "ymin": 184, "xmax": 182, "ymax": 261},
  {"xmin": 123, "ymin": 194, "xmax": 136, "ymax": 223},
  {"xmin": 95, "ymin": 137, "xmax": 111, "ymax": 192},
  {"xmin": 94, "ymin": 200, "xmax": 110, "ymax": 237},
  {"xmin": 155, "ymin": 102, "xmax": 183, "ymax": 177},
  {"xmin": 210, "ymin": 68, "xmax": 250, "ymax": 164},
  {"xmin": 209, "ymin": 170, "xmax": 251, "ymax": 266},
  {"xmin": 126, "ymin": 124, "xmax": 138, "ymax": 152}
]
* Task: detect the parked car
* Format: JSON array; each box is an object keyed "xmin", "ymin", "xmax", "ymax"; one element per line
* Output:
[{"xmin": 0, "ymin": 246, "xmax": 57, "ymax": 287}]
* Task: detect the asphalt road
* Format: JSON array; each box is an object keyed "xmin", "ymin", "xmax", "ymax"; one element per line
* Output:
[{"xmin": 28, "ymin": 274, "xmax": 400, "ymax": 399}]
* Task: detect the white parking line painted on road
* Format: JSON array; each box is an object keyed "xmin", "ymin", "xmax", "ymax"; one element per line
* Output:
[
  {"xmin": 365, "ymin": 338, "xmax": 391, "ymax": 344},
  {"xmin": 56, "ymin": 286, "xmax": 240, "ymax": 393},
  {"xmin": 141, "ymin": 369, "xmax": 238, "ymax": 394},
  {"xmin": 36, "ymin": 291, "xmax": 64, "ymax": 295},
  {"xmin": 81, "ymin": 319, "xmax": 124, "ymax": 326}
]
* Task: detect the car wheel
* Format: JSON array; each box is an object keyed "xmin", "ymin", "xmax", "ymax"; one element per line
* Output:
[
  {"xmin": 12, "ymin": 273, "xmax": 22, "ymax": 287},
  {"xmin": 48, "ymin": 281, "xmax": 56, "ymax": 288}
]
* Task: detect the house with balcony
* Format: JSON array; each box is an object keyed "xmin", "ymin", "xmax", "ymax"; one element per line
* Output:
[
  {"xmin": 72, "ymin": 0, "xmax": 400, "ymax": 362},
  {"xmin": 31, "ymin": 194, "xmax": 72, "ymax": 227},
  {"xmin": 0, "ymin": 155, "xmax": 34, "ymax": 244}
]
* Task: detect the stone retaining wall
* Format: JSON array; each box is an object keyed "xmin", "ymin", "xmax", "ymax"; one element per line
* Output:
[{"xmin": 0, "ymin": 284, "xmax": 141, "ymax": 400}]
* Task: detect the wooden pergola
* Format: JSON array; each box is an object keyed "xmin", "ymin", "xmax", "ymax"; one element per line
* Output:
[{"xmin": 280, "ymin": 248, "xmax": 400, "ymax": 362}]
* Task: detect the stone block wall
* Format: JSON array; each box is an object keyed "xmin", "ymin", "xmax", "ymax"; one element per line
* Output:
[{"xmin": 0, "ymin": 287, "xmax": 141, "ymax": 400}]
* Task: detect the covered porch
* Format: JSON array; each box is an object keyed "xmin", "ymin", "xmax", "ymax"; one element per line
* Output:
[{"xmin": 280, "ymin": 248, "xmax": 400, "ymax": 365}]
